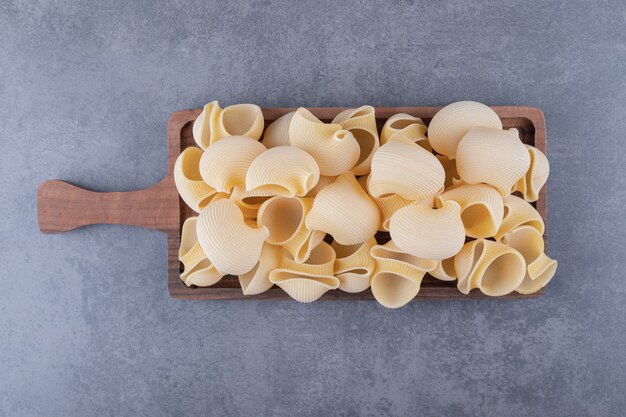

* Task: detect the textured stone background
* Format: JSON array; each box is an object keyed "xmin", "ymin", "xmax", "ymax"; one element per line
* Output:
[{"xmin": 1, "ymin": 0, "xmax": 625, "ymax": 416}]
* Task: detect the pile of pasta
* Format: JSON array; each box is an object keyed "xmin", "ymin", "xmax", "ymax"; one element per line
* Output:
[{"xmin": 175, "ymin": 100, "xmax": 557, "ymax": 308}]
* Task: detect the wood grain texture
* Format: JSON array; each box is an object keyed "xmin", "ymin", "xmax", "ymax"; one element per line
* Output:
[{"xmin": 37, "ymin": 105, "xmax": 547, "ymax": 301}]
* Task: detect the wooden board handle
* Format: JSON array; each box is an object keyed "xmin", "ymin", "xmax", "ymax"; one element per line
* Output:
[{"xmin": 37, "ymin": 179, "xmax": 179, "ymax": 234}]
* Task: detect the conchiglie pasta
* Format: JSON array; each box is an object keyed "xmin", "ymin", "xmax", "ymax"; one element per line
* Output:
[
  {"xmin": 389, "ymin": 200, "xmax": 465, "ymax": 260},
  {"xmin": 368, "ymin": 140, "xmax": 445, "ymax": 201},
  {"xmin": 289, "ymin": 108, "xmax": 360, "ymax": 175},
  {"xmin": 174, "ymin": 147, "xmax": 219, "ymax": 213},
  {"xmin": 193, "ymin": 101, "xmax": 221, "ymax": 149},
  {"xmin": 332, "ymin": 237, "xmax": 377, "ymax": 293},
  {"xmin": 305, "ymin": 175, "xmax": 336, "ymax": 197},
  {"xmin": 246, "ymin": 146, "xmax": 320, "ymax": 197},
  {"xmin": 512, "ymin": 145, "xmax": 550, "ymax": 202},
  {"xmin": 357, "ymin": 174, "xmax": 413, "ymax": 231},
  {"xmin": 262, "ymin": 111, "xmax": 294, "ymax": 148},
  {"xmin": 179, "ymin": 217, "xmax": 224, "ymax": 287},
  {"xmin": 428, "ymin": 101, "xmax": 502, "ymax": 158},
  {"xmin": 269, "ymin": 242, "xmax": 339, "ymax": 303},
  {"xmin": 193, "ymin": 101, "xmax": 264, "ymax": 149},
  {"xmin": 196, "ymin": 199, "xmax": 269, "ymax": 275},
  {"xmin": 430, "ymin": 257, "xmax": 457, "ymax": 281},
  {"xmin": 332, "ymin": 106, "xmax": 380, "ymax": 175},
  {"xmin": 494, "ymin": 195, "xmax": 545, "ymax": 241},
  {"xmin": 436, "ymin": 155, "xmax": 460, "ymax": 190},
  {"xmin": 229, "ymin": 186, "xmax": 273, "ymax": 219},
  {"xmin": 238, "ymin": 243, "xmax": 283, "ymax": 295},
  {"xmin": 436, "ymin": 183, "xmax": 504, "ymax": 238},
  {"xmin": 306, "ymin": 172, "xmax": 380, "ymax": 245},
  {"xmin": 199, "ymin": 136, "xmax": 266, "ymax": 193},
  {"xmin": 380, "ymin": 113, "xmax": 429, "ymax": 150},
  {"xmin": 456, "ymin": 127, "xmax": 530, "ymax": 196},
  {"xmin": 500, "ymin": 225, "xmax": 557, "ymax": 294},
  {"xmin": 455, "ymin": 239, "xmax": 526, "ymax": 296}
]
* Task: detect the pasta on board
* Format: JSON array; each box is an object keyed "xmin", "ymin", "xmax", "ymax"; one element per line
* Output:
[
  {"xmin": 193, "ymin": 101, "xmax": 264, "ymax": 148},
  {"xmin": 512, "ymin": 145, "xmax": 550, "ymax": 202},
  {"xmin": 494, "ymin": 195, "xmax": 545, "ymax": 241},
  {"xmin": 380, "ymin": 113, "xmax": 429, "ymax": 150},
  {"xmin": 332, "ymin": 105, "xmax": 380, "ymax": 175},
  {"xmin": 238, "ymin": 243, "xmax": 284, "ymax": 295},
  {"xmin": 174, "ymin": 146, "xmax": 219, "ymax": 213},
  {"xmin": 333, "ymin": 237, "xmax": 377, "ymax": 293},
  {"xmin": 179, "ymin": 217, "xmax": 224, "ymax": 287},
  {"xmin": 262, "ymin": 111, "xmax": 294, "ymax": 148}
]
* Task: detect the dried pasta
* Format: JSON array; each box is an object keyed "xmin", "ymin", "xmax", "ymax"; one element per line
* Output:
[
  {"xmin": 494, "ymin": 195, "xmax": 545, "ymax": 241},
  {"xmin": 305, "ymin": 175, "xmax": 337, "ymax": 197},
  {"xmin": 229, "ymin": 186, "xmax": 273, "ymax": 219},
  {"xmin": 262, "ymin": 111, "xmax": 294, "ymax": 148},
  {"xmin": 456, "ymin": 127, "xmax": 530, "ymax": 196},
  {"xmin": 428, "ymin": 101, "xmax": 502, "ymax": 158},
  {"xmin": 332, "ymin": 106, "xmax": 380, "ymax": 175},
  {"xmin": 174, "ymin": 147, "xmax": 219, "ymax": 212},
  {"xmin": 430, "ymin": 257, "xmax": 457, "ymax": 281},
  {"xmin": 238, "ymin": 243, "xmax": 283, "ymax": 295},
  {"xmin": 179, "ymin": 217, "xmax": 224, "ymax": 287},
  {"xmin": 193, "ymin": 101, "xmax": 264, "ymax": 148},
  {"xmin": 512, "ymin": 145, "xmax": 549, "ymax": 202},
  {"xmin": 306, "ymin": 172, "xmax": 380, "ymax": 245},
  {"xmin": 289, "ymin": 108, "xmax": 360, "ymax": 175},
  {"xmin": 333, "ymin": 237, "xmax": 377, "ymax": 293},
  {"xmin": 246, "ymin": 146, "xmax": 320, "ymax": 197},
  {"xmin": 380, "ymin": 113, "xmax": 429, "ymax": 150}
]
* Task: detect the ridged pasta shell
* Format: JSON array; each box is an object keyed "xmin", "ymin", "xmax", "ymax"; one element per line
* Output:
[
  {"xmin": 435, "ymin": 183, "xmax": 504, "ymax": 238},
  {"xmin": 306, "ymin": 172, "xmax": 380, "ymax": 245},
  {"xmin": 436, "ymin": 155, "xmax": 460, "ymax": 190},
  {"xmin": 262, "ymin": 111, "xmax": 294, "ymax": 148},
  {"xmin": 455, "ymin": 239, "xmax": 526, "ymax": 296},
  {"xmin": 380, "ymin": 113, "xmax": 429, "ymax": 150},
  {"xmin": 229, "ymin": 186, "xmax": 273, "ymax": 219},
  {"xmin": 494, "ymin": 195, "xmax": 545, "ymax": 241},
  {"xmin": 174, "ymin": 147, "xmax": 219, "ymax": 213},
  {"xmin": 428, "ymin": 101, "xmax": 502, "ymax": 158},
  {"xmin": 199, "ymin": 136, "xmax": 266, "ymax": 193},
  {"xmin": 332, "ymin": 106, "xmax": 380, "ymax": 175},
  {"xmin": 196, "ymin": 199, "xmax": 269, "ymax": 275},
  {"xmin": 456, "ymin": 127, "xmax": 530, "ymax": 196},
  {"xmin": 390, "ymin": 200, "xmax": 465, "ymax": 260},
  {"xmin": 238, "ymin": 243, "xmax": 283, "ymax": 295},
  {"xmin": 332, "ymin": 237, "xmax": 377, "ymax": 293},
  {"xmin": 430, "ymin": 257, "xmax": 457, "ymax": 281},
  {"xmin": 179, "ymin": 217, "xmax": 224, "ymax": 287},
  {"xmin": 501, "ymin": 226, "xmax": 557, "ymax": 294},
  {"xmin": 356, "ymin": 174, "xmax": 412, "ymax": 231},
  {"xmin": 512, "ymin": 145, "xmax": 550, "ymax": 202},
  {"xmin": 289, "ymin": 108, "xmax": 360, "ymax": 176},
  {"xmin": 371, "ymin": 240, "xmax": 437, "ymax": 275},
  {"xmin": 305, "ymin": 175, "xmax": 337, "ymax": 197},
  {"xmin": 368, "ymin": 140, "xmax": 445, "ymax": 201},
  {"xmin": 193, "ymin": 102, "xmax": 264, "ymax": 148},
  {"xmin": 269, "ymin": 242, "xmax": 339, "ymax": 303},
  {"xmin": 192, "ymin": 101, "xmax": 222, "ymax": 149},
  {"xmin": 246, "ymin": 146, "xmax": 320, "ymax": 197}
]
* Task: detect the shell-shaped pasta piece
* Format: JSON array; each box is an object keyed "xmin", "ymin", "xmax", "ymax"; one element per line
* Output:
[
  {"xmin": 380, "ymin": 113, "xmax": 429, "ymax": 149},
  {"xmin": 494, "ymin": 195, "xmax": 545, "ymax": 241},
  {"xmin": 430, "ymin": 257, "xmax": 457, "ymax": 281},
  {"xmin": 238, "ymin": 243, "xmax": 283, "ymax": 295},
  {"xmin": 196, "ymin": 199, "xmax": 269, "ymax": 275},
  {"xmin": 368, "ymin": 140, "xmax": 445, "ymax": 201},
  {"xmin": 288, "ymin": 108, "xmax": 360, "ymax": 175},
  {"xmin": 193, "ymin": 101, "xmax": 222, "ymax": 149},
  {"xmin": 512, "ymin": 145, "xmax": 550, "ymax": 202},
  {"xmin": 436, "ymin": 155, "xmax": 460, "ymax": 190},
  {"xmin": 455, "ymin": 239, "xmax": 526, "ymax": 296},
  {"xmin": 435, "ymin": 184, "xmax": 504, "ymax": 238},
  {"xmin": 332, "ymin": 237, "xmax": 377, "ymax": 293},
  {"xmin": 193, "ymin": 102, "xmax": 264, "ymax": 148},
  {"xmin": 262, "ymin": 111, "xmax": 294, "ymax": 148},
  {"xmin": 269, "ymin": 242, "xmax": 339, "ymax": 303},
  {"xmin": 306, "ymin": 172, "xmax": 380, "ymax": 245},
  {"xmin": 356, "ymin": 174, "xmax": 412, "ymax": 231},
  {"xmin": 179, "ymin": 217, "xmax": 224, "ymax": 287},
  {"xmin": 199, "ymin": 136, "xmax": 266, "ymax": 193},
  {"xmin": 456, "ymin": 127, "xmax": 530, "ymax": 196},
  {"xmin": 428, "ymin": 101, "xmax": 502, "ymax": 158},
  {"xmin": 501, "ymin": 226, "xmax": 557, "ymax": 294},
  {"xmin": 246, "ymin": 146, "xmax": 320, "ymax": 197},
  {"xmin": 305, "ymin": 175, "xmax": 336, "ymax": 197},
  {"xmin": 229, "ymin": 186, "xmax": 273, "ymax": 219},
  {"xmin": 174, "ymin": 147, "xmax": 219, "ymax": 213},
  {"xmin": 390, "ymin": 200, "xmax": 465, "ymax": 260},
  {"xmin": 332, "ymin": 106, "xmax": 380, "ymax": 175},
  {"xmin": 371, "ymin": 240, "xmax": 437, "ymax": 275}
]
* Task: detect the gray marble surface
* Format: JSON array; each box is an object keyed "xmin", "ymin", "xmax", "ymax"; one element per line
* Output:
[{"xmin": 1, "ymin": 0, "xmax": 625, "ymax": 416}]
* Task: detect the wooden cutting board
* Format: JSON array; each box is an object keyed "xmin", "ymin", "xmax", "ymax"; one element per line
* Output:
[{"xmin": 37, "ymin": 106, "xmax": 547, "ymax": 300}]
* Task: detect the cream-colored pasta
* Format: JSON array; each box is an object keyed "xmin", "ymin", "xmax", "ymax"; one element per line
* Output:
[
  {"xmin": 262, "ymin": 111, "xmax": 294, "ymax": 148},
  {"xmin": 199, "ymin": 135, "xmax": 266, "ymax": 193},
  {"xmin": 356, "ymin": 174, "xmax": 412, "ymax": 231},
  {"xmin": 428, "ymin": 101, "xmax": 503, "ymax": 158},
  {"xmin": 455, "ymin": 239, "xmax": 526, "ymax": 296},
  {"xmin": 512, "ymin": 145, "xmax": 550, "ymax": 202},
  {"xmin": 193, "ymin": 101, "xmax": 222, "ymax": 149},
  {"xmin": 269, "ymin": 242, "xmax": 339, "ymax": 302},
  {"xmin": 193, "ymin": 102, "xmax": 264, "ymax": 149},
  {"xmin": 174, "ymin": 147, "xmax": 219, "ymax": 213},
  {"xmin": 371, "ymin": 240, "xmax": 437, "ymax": 275},
  {"xmin": 246, "ymin": 146, "xmax": 320, "ymax": 197},
  {"xmin": 430, "ymin": 257, "xmax": 457, "ymax": 281},
  {"xmin": 500, "ymin": 225, "xmax": 557, "ymax": 294},
  {"xmin": 332, "ymin": 106, "xmax": 380, "ymax": 175},
  {"xmin": 494, "ymin": 195, "xmax": 545, "ymax": 241},
  {"xmin": 436, "ymin": 155, "xmax": 460, "ymax": 190},
  {"xmin": 288, "ymin": 108, "xmax": 360, "ymax": 175},
  {"xmin": 380, "ymin": 113, "xmax": 429, "ymax": 150},
  {"xmin": 368, "ymin": 140, "xmax": 445, "ymax": 201},
  {"xmin": 238, "ymin": 243, "xmax": 283, "ymax": 295},
  {"xmin": 305, "ymin": 175, "xmax": 337, "ymax": 197},
  {"xmin": 196, "ymin": 199, "xmax": 269, "ymax": 275},
  {"xmin": 435, "ymin": 183, "xmax": 504, "ymax": 238},
  {"xmin": 390, "ymin": 200, "xmax": 465, "ymax": 260},
  {"xmin": 332, "ymin": 237, "xmax": 377, "ymax": 293},
  {"xmin": 456, "ymin": 127, "xmax": 530, "ymax": 196},
  {"xmin": 229, "ymin": 186, "xmax": 273, "ymax": 219},
  {"xmin": 306, "ymin": 172, "xmax": 380, "ymax": 245},
  {"xmin": 179, "ymin": 217, "xmax": 224, "ymax": 287}
]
